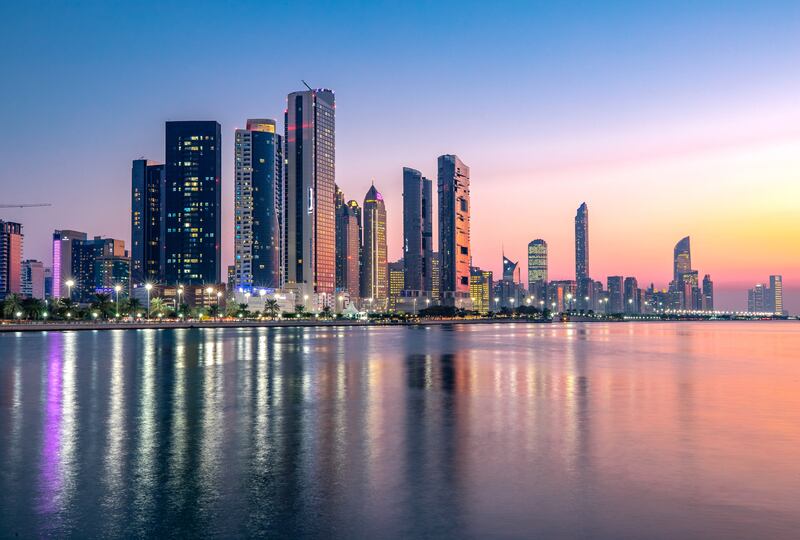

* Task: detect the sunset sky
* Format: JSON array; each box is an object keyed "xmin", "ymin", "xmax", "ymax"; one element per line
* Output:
[{"xmin": 1, "ymin": 1, "xmax": 798, "ymax": 311}]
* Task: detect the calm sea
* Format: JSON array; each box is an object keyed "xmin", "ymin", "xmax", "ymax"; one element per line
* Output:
[{"xmin": 1, "ymin": 322, "xmax": 799, "ymax": 539}]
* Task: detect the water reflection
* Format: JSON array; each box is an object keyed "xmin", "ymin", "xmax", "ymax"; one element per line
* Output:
[{"xmin": 0, "ymin": 323, "xmax": 798, "ymax": 539}]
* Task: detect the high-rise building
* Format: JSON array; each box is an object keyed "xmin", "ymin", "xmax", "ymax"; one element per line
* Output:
[
  {"xmin": 336, "ymin": 198, "xmax": 361, "ymax": 297},
  {"xmin": 769, "ymin": 275, "xmax": 783, "ymax": 315},
  {"xmin": 52, "ymin": 230, "xmax": 87, "ymax": 299},
  {"xmin": 131, "ymin": 159, "xmax": 164, "ymax": 286},
  {"xmin": 0, "ymin": 221, "xmax": 23, "ymax": 300},
  {"xmin": 362, "ymin": 184, "xmax": 388, "ymax": 306},
  {"xmin": 234, "ymin": 118, "xmax": 283, "ymax": 291},
  {"xmin": 470, "ymin": 267, "xmax": 493, "ymax": 314},
  {"xmin": 21, "ymin": 260, "xmax": 45, "ymax": 299},
  {"xmin": 502, "ymin": 255, "xmax": 518, "ymax": 281},
  {"xmin": 527, "ymin": 239, "xmax": 547, "ymax": 292},
  {"xmin": 623, "ymin": 277, "xmax": 639, "ymax": 314},
  {"xmin": 431, "ymin": 251, "xmax": 440, "ymax": 300},
  {"xmin": 72, "ymin": 237, "xmax": 127, "ymax": 301},
  {"xmin": 748, "ymin": 284, "xmax": 766, "ymax": 312},
  {"xmin": 607, "ymin": 276, "xmax": 624, "ymax": 313},
  {"xmin": 702, "ymin": 274, "xmax": 714, "ymax": 311},
  {"xmin": 673, "ymin": 236, "xmax": 692, "ymax": 283},
  {"xmin": 402, "ymin": 167, "xmax": 433, "ymax": 294},
  {"xmin": 438, "ymin": 154, "xmax": 471, "ymax": 306},
  {"xmin": 285, "ymin": 88, "xmax": 336, "ymax": 301},
  {"xmin": 575, "ymin": 203, "xmax": 589, "ymax": 281},
  {"xmin": 335, "ymin": 185, "xmax": 346, "ymax": 290},
  {"xmin": 163, "ymin": 121, "xmax": 222, "ymax": 285},
  {"xmin": 94, "ymin": 256, "xmax": 130, "ymax": 296},
  {"xmin": 388, "ymin": 259, "xmax": 404, "ymax": 310}
]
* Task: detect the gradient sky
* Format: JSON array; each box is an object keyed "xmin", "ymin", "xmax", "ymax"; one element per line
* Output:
[{"xmin": 1, "ymin": 1, "xmax": 799, "ymax": 311}]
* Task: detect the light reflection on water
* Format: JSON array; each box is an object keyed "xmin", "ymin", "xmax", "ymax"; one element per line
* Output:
[{"xmin": 0, "ymin": 322, "xmax": 799, "ymax": 539}]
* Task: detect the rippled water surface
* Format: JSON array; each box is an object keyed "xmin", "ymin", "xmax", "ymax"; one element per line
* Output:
[{"xmin": 1, "ymin": 322, "xmax": 799, "ymax": 539}]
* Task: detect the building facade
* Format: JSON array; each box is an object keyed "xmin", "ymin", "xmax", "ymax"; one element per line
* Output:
[
  {"xmin": 438, "ymin": 155, "xmax": 471, "ymax": 306},
  {"xmin": 527, "ymin": 239, "xmax": 547, "ymax": 294},
  {"xmin": 402, "ymin": 167, "xmax": 433, "ymax": 294},
  {"xmin": 284, "ymin": 88, "xmax": 336, "ymax": 301},
  {"xmin": 234, "ymin": 118, "xmax": 283, "ymax": 291},
  {"xmin": 163, "ymin": 121, "xmax": 222, "ymax": 285},
  {"xmin": 702, "ymin": 274, "xmax": 714, "ymax": 311},
  {"xmin": 21, "ymin": 259, "xmax": 45, "ymax": 299},
  {"xmin": 361, "ymin": 184, "xmax": 388, "ymax": 306},
  {"xmin": 131, "ymin": 159, "xmax": 164, "ymax": 287},
  {"xmin": 0, "ymin": 221, "xmax": 23, "ymax": 300},
  {"xmin": 607, "ymin": 276, "xmax": 624, "ymax": 313},
  {"xmin": 52, "ymin": 230, "xmax": 87, "ymax": 299}
]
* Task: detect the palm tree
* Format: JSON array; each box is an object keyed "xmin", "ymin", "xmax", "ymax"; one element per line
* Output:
[
  {"xmin": 294, "ymin": 304, "xmax": 305, "ymax": 317},
  {"xmin": 264, "ymin": 299, "xmax": 280, "ymax": 319},
  {"xmin": 21, "ymin": 297, "xmax": 45, "ymax": 320},
  {"xmin": 90, "ymin": 293, "xmax": 114, "ymax": 319},
  {"xmin": 2, "ymin": 294, "xmax": 23, "ymax": 319},
  {"xmin": 149, "ymin": 297, "xmax": 166, "ymax": 317}
]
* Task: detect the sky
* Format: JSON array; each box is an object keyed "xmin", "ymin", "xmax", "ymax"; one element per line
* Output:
[{"xmin": 1, "ymin": 1, "xmax": 799, "ymax": 312}]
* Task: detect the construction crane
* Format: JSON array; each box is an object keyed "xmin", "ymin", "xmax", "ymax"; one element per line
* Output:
[{"xmin": 0, "ymin": 203, "xmax": 52, "ymax": 208}]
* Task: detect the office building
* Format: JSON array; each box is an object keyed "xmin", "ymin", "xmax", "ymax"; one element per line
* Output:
[
  {"xmin": 527, "ymin": 239, "xmax": 547, "ymax": 293},
  {"xmin": 52, "ymin": 230, "xmax": 87, "ymax": 299},
  {"xmin": 623, "ymin": 277, "xmax": 639, "ymax": 314},
  {"xmin": 402, "ymin": 167, "xmax": 433, "ymax": 294},
  {"xmin": 431, "ymin": 251, "xmax": 440, "ymax": 300},
  {"xmin": 131, "ymin": 159, "xmax": 164, "ymax": 286},
  {"xmin": 0, "ymin": 221, "xmax": 23, "ymax": 300},
  {"xmin": 21, "ymin": 259, "xmax": 45, "ymax": 299},
  {"xmin": 769, "ymin": 275, "xmax": 783, "ymax": 315},
  {"xmin": 470, "ymin": 267, "xmax": 492, "ymax": 314},
  {"xmin": 234, "ymin": 118, "xmax": 283, "ymax": 290},
  {"xmin": 362, "ymin": 184, "xmax": 388, "ymax": 306},
  {"xmin": 72, "ymin": 237, "xmax": 127, "ymax": 301},
  {"xmin": 702, "ymin": 274, "xmax": 714, "ymax": 311},
  {"xmin": 748, "ymin": 284, "xmax": 766, "ymax": 312},
  {"xmin": 575, "ymin": 203, "xmax": 589, "ymax": 281},
  {"xmin": 438, "ymin": 154, "xmax": 471, "ymax": 306},
  {"xmin": 607, "ymin": 276, "xmax": 624, "ymax": 313},
  {"xmin": 94, "ymin": 256, "xmax": 130, "ymax": 296},
  {"xmin": 284, "ymin": 88, "xmax": 336, "ymax": 301},
  {"xmin": 336, "ymin": 197, "xmax": 361, "ymax": 297},
  {"xmin": 163, "ymin": 120, "xmax": 222, "ymax": 285},
  {"xmin": 673, "ymin": 236, "xmax": 692, "ymax": 282},
  {"xmin": 388, "ymin": 259, "xmax": 404, "ymax": 310}
]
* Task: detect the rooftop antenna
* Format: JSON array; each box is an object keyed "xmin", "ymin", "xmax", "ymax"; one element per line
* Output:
[{"xmin": 302, "ymin": 80, "xmax": 313, "ymax": 91}]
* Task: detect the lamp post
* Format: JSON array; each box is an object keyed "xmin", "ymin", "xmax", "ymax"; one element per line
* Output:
[
  {"xmin": 177, "ymin": 285, "xmax": 184, "ymax": 312},
  {"xmin": 145, "ymin": 283, "xmax": 153, "ymax": 319},
  {"xmin": 114, "ymin": 284, "xmax": 122, "ymax": 318},
  {"xmin": 65, "ymin": 279, "xmax": 74, "ymax": 303},
  {"xmin": 494, "ymin": 297, "xmax": 500, "ymax": 312},
  {"xmin": 413, "ymin": 297, "xmax": 417, "ymax": 316},
  {"xmin": 216, "ymin": 291, "xmax": 222, "ymax": 320}
]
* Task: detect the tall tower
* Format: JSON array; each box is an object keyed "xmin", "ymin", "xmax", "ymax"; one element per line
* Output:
[
  {"xmin": 361, "ymin": 184, "xmax": 387, "ymax": 305},
  {"xmin": 284, "ymin": 88, "xmax": 336, "ymax": 300},
  {"xmin": 438, "ymin": 154, "xmax": 471, "ymax": 306},
  {"xmin": 335, "ymin": 185, "xmax": 346, "ymax": 290},
  {"xmin": 131, "ymin": 159, "xmax": 164, "ymax": 286},
  {"xmin": 52, "ymin": 229, "xmax": 87, "ymax": 299},
  {"xmin": 163, "ymin": 121, "xmax": 222, "ymax": 285},
  {"xmin": 402, "ymin": 167, "xmax": 433, "ymax": 293},
  {"xmin": 673, "ymin": 236, "xmax": 692, "ymax": 283},
  {"xmin": 234, "ymin": 118, "xmax": 283, "ymax": 290},
  {"xmin": 702, "ymin": 274, "xmax": 714, "ymax": 311},
  {"xmin": 0, "ymin": 221, "xmax": 23, "ymax": 300},
  {"xmin": 770, "ymin": 275, "xmax": 783, "ymax": 315},
  {"xmin": 575, "ymin": 202, "xmax": 589, "ymax": 281},
  {"xmin": 527, "ymin": 239, "xmax": 548, "ymax": 290}
]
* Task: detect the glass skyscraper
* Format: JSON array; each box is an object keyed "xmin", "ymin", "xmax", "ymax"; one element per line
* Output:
[
  {"xmin": 402, "ymin": 167, "xmax": 433, "ymax": 293},
  {"xmin": 673, "ymin": 236, "xmax": 692, "ymax": 283},
  {"xmin": 527, "ymin": 239, "xmax": 547, "ymax": 293},
  {"xmin": 131, "ymin": 159, "xmax": 164, "ymax": 287},
  {"xmin": 285, "ymin": 89, "xmax": 335, "ymax": 301},
  {"xmin": 438, "ymin": 154, "xmax": 471, "ymax": 306},
  {"xmin": 362, "ymin": 184, "xmax": 387, "ymax": 305},
  {"xmin": 234, "ymin": 119, "xmax": 283, "ymax": 290},
  {"xmin": 51, "ymin": 229, "xmax": 87, "ymax": 299},
  {"xmin": 0, "ymin": 221, "xmax": 23, "ymax": 300},
  {"xmin": 163, "ymin": 121, "xmax": 222, "ymax": 285},
  {"xmin": 575, "ymin": 203, "xmax": 589, "ymax": 282}
]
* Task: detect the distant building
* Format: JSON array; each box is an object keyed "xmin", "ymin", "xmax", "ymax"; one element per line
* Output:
[
  {"xmin": 163, "ymin": 121, "xmax": 222, "ymax": 285},
  {"xmin": 362, "ymin": 184, "xmax": 388, "ymax": 307},
  {"xmin": 21, "ymin": 260, "xmax": 45, "ymax": 299},
  {"xmin": 0, "ymin": 221, "xmax": 23, "ymax": 300},
  {"xmin": 284, "ymin": 88, "xmax": 336, "ymax": 301},
  {"xmin": 748, "ymin": 284, "xmax": 766, "ymax": 312},
  {"xmin": 402, "ymin": 167, "xmax": 433, "ymax": 294},
  {"xmin": 44, "ymin": 268, "xmax": 53, "ymax": 299},
  {"xmin": 527, "ymin": 239, "xmax": 547, "ymax": 294},
  {"xmin": 131, "ymin": 159, "xmax": 164, "ymax": 286},
  {"xmin": 336, "ymin": 197, "xmax": 361, "ymax": 298},
  {"xmin": 769, "ymin": 275, "xmax": 783, "ymax": 315},
  {"xmin": 431, "ymin": 252, "xmax": 440, "ymax": 300},
  {"xmin": 72, "ymin": 237, "xmax": 127, "ymax": 301},
  {"xmin": 673, "ymin": 236, "xmax": 692, "ymax": 282},
  {"xmin": 234, "ymin": 118, "xmax": 284, "ymax": 290},
  {"xmin": 438, "ymin": 154, "xmax": 471, "ymax": 307},
  {"xmin": 548, "ymin": 280, "xmax": 576, "ymax": 312},
  {"xmin": 52, "ymin": 230, "xmax": 87, "ymax": 299},
  {"xmin": 702, "ymin": 274, "xmax": 714, "ymax": 311},
  {"xmin": 470, "ymin": 267, "xmax": 492, "ymax": 314},
  {"xmin": 94, "ymin": 256, "xmax": 130, "ymax": 296},
  {"xmin": 623, "ymin": 277, "xmax": 639, "ymax": 314},
  {"xmin": 575, "ymin": 203, "xmax": 591, "ymax": 310},
  {"xmin": 388, "ymin": 260, "xmax": 404, "ymax": 310},
  {"xmin": 607, "ymin": 276, "xmax": 624, "ymax": 313}
]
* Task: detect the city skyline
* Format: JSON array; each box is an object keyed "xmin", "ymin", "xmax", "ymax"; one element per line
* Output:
[{"xmin": 2, "ymin": 2, "xmax": 799, "ymax": 311}]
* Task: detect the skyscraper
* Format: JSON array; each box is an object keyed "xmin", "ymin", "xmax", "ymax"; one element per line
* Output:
[
  {"xmin": 285, "ymin": 88, "xmax": 336, "ymax": 301},
  {"xmin": 623, "ymin": 276, "xmax": 639, "ymax": 314},
  {"xmin": 673, "ymin": 236, "xmax": 692, "ymax": 283},
  {"xmin": 748, "ymin": 284, "xmax": 766, "ymax": 312},
  {"xmin": 607, "ymin": 276, "xmax": 624, "ymax": 313},
  {"xmin": 335, "ymin": 185, "xmax": 346, "ymax": 290},
  {"xmin": 527, "ymin": 239, "xmax": 547, "ymax": 290},
  {"xmin": 72, "ymin": 236, "xmax": 127, "ymax": 301},
  {"xmin": 438, "ymin": 154, "xmax": 470, "ymax": 306},
  {"xmin": 0, "ymin": 221, "xmax": 23, "ymax": 300},
  {"xmin": 163, "ymin": 121, "xmax": 222, "ymax": 285},
  {"xmin": 702, "ymin": 274, "xmax": 714, "ymax": 311},
  {"xmin": 337, "ymin": 199, "xmax": 361, "ymax": 297},
  {"xmin": 21, "ymin": 260, "xmax": 45, "ymax": 299},
  {"xmin": 362, "ymin": 184, "xmax": 388, "ymax": 305},
  {"xmin": 52, "ymin": 229, "xmax": 87, "ymax": 299},
  {"xmin": 131, "ymin": 159, "xmax": 164, "ymax": 286},
  {"xmin": 575, "ymin": 203, "xmax": 589, "ymax": 281},
  {"xmin": 402, "ymin": 167, "xmax": 433, "ymax": 294},
  {"xmin": 769, "ymin": 275, "xmax": 783, "ymax": 315},
  {"xmin": 234, "ymin": 118, "xmax": 283, "ymax": 290},
  {"xmin": 502, "ymin": 255, "xmax": 518, "ymax": 281}
]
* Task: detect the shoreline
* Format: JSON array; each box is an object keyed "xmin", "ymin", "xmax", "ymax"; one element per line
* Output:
[{"xmin": 0, "ymin": 316, "xmax": 793, "ymax": 333}]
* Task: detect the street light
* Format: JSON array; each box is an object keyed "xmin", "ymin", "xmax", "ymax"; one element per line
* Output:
[
  {"xmin": 65, "ymin": 279, "xmax": 74, "ymax": 302},
  {"xmin": 145, "ymin": 283, "xmax": 153, "ymax": 318},
  {"xmin": 177, "ymin": 286, "xmax": 184, "ymax": 310},
  {"xmin": 114, "ymin": 284, "xmax": 122, "ymax": 317}
]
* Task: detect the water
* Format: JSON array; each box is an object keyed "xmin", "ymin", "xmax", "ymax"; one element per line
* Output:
[{"xmin": 1, "ymin": 322, "xmax": 799, "ymax": 539}]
